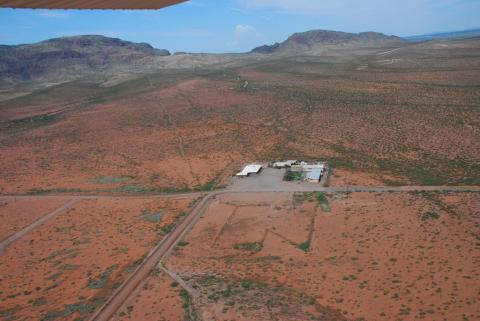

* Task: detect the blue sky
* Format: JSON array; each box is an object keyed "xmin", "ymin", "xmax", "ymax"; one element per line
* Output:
[{"xmin": 1, "ymin": 0, "xmax": 479, "ymax": 53}]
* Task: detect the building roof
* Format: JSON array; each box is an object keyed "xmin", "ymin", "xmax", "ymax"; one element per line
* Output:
[
  {"xmin": 306, "ymin": 169, "xmax": 322, "ymax": 181},
  {"xmin": 0, "ymin": 0, "xmax": 187, "ymax": 9},
  {"xmin": 292, "ymin": 163, "xmax": 325, "ymax": 171},
  {"xmin": 236, "ymin": 164, "xmax": 262, "ymax": 176},
  {"xmin": 273, "ymin": 160, "xmax": 297, "ymax": 167}
]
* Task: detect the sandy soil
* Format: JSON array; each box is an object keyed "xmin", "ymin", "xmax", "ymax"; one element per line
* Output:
[
  {"xmin": 1, "ymin": 39, "xmax": 479, "ymax": 194},
  {"xmin": 0, "ymin": 197, "xmax": 195, "ymax": 321},
  {"xmin": 0, "ymin": 198, "xmax": 68, "ymax": 241},
  {"xmin": 112, "ymin": 269, "xmax": 185, "ymax": 321},
  {"xmin": 160, "ymin": 191, "xmax": 479, "ymax": 321}
]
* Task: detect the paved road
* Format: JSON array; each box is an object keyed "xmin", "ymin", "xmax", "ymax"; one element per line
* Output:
[{"xmin": 88, "ymin": 195, "xmax": 212, "ymax": 321}]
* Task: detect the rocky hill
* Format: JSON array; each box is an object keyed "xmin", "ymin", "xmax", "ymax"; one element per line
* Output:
[
  {"xmin": 252, "ymin": 29, "xmax": 405, "ymax": 54},
  {"xmin": 0, "ymin": 35, "xmax": 171, "ymax": 83}
]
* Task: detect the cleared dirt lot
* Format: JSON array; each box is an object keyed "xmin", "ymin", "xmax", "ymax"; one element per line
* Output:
[
  {"xmin": 227, "ymin": 166, "xmax": 326, "ymax": 192},
  {"xmin": 0, "ymin": 197, "xmax": 196, "ymax": 321},
  {"xmin": 118, "ymin": 191, "xmax": 480, "ymax": 321}
]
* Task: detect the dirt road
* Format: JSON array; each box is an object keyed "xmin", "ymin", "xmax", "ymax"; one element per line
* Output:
[
  {"xmin": 0, "ymin": 184, "xmax": 478, "ymax": 320},
  {"xmin": 0, "ymin": 198, "xmax": 77, "ymax": 253},
  {"xmin": 1, "ymin": 185, "xmax": 478, "ymax": 204},
  {"xmin": 88, "ymin": 195, "xmax": 212, "ymax": 321}
]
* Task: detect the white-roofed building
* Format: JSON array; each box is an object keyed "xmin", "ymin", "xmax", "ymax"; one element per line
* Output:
[
  {"xmin": 305, "ymin": 169, "xmax": 322, "ymax": 182},
  {"xmin": 273, "ymin": 160, "xmax": 298, "ymax": 168},
  {"xmin": 236, "ymin": 164, "xmax": 263, "ymax": 177},
  {"xmin": 289, "ymin": 162, "xmax": 327, "ymax": 182}
]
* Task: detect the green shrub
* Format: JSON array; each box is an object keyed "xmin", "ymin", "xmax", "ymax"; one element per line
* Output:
[{"xmin": 422, "ymin": 211, "xmax": 440, "ymax": 221}]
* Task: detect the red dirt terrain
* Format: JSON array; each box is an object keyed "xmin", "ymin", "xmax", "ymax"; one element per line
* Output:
[
  {"xmin": 112, "ymin": 269, "xmax": 185, "ymax": 321},
  {"xmin": 0, "ymin": 197, "xmax": 195, "ymax": 321},
  {"xmin": 1, "ymin": 38, "xmax": 479, "ymax": 194},
  {"xmin": 145, "ymin": 191, "xmax": 480, "ymax": 321},
  {"xmin": 0, "ymin": 198, "xmax": 68, "ymax": 241},
  {"xmin": 0, "ymin": 36, "xmax": 479, "ymax": 321}
]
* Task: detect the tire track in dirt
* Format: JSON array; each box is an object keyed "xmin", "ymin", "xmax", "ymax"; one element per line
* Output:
[
  {"xmin": 0, "ymin": 198, "xmax": 78, "ymax": 254},
  {"xmin": 159, "ymin": 264, "xmax": 199, "ymax": 298},
  {"xmin": 165, "ymin": 112, "xmax": 200, "ymax": 187},
  {"xmin": 88, "ymin": 194, "xmax": 212, "ymax": 321},
  {"xmin": 212, "ymin": 205, "xmax": 240, "ymax": 247}
]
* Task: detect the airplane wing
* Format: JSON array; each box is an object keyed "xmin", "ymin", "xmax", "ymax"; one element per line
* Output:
[{"xmin": 0, "ymin": 0, "xmax": 187, "ymax": 9}]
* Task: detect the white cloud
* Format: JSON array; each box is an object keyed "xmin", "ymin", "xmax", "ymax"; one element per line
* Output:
[
  {"xmin": 228, "ymin": 24, "xmax": 264, "ymax": 47},
  {"xmin": 234, "ymin": 24, "xmax": 257, "ymax": 38}
]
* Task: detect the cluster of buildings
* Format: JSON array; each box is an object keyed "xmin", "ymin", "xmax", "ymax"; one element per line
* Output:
[
  {"xmin": 273, "ymin": 160, "xmax": 327, "ymax": 183},
  {"xmin": 235, "ymin": 160, "xmax": 327, "ymax": 183}
]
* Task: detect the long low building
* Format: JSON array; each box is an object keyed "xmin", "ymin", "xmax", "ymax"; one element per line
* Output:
[
  {"xmin": 273, "ymin": 160, "xmax": 298, "ymax": 168},
  {"xmin": 236, "ymin": 164, "xmax": 263, "ymax": 177}
]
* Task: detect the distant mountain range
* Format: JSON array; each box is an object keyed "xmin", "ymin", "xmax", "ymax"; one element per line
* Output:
[
  {"xmin": 251, "ymin": 29, "xmax": 405, "ymax": 54},
  {"xmin": 405, "ymin": 28, "xmax": 480, "ymax": 42},
  {"xmin": 2, "ymin": 27, "xmax": 478, "ymax": 98}
]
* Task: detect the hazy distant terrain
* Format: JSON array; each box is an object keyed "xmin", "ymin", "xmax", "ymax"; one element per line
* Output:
[
  {"xmin": 0, "ymin": 35, "xmax": 248, "ymax": 100},
  {"xmin": 406, "ymin": 28, "xmax": 480, "ymax": 42},
  {"xmin": 0, "ymin": 30, "xmax": 408, "ymax": 101}
]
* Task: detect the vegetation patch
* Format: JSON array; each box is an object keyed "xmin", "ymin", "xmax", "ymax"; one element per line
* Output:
[
  {"xmin": 293, "ymin": 192, "xmax": 315, "ymax": 205},
  {"xmin": 27, "ymin": 188, "xmax": 83, "ymax": 195},
  {"xmin": 233, "ymin": 242, "xmax": 263, "ymax": 253},
  {"xmin": 190, "ymin": 274, "xmax": 342, "ymax": 320},
  {"xmin": 90, "ymin": 176, "xmax": 132, "ymax": 184},
  {"xmin": 126, "ymin": 254, "xmax": 147, "ymax": 273},
  {"xmin": 59, "ymin": 264, "xmax": 80, "ymax": 271},
  {"xmin": 0, "ymin": 307, "xmax": 19, "ymax": 320},
  {"xmin": 194, "ymin": 178, "xmax": 217, "ymax": 191},
  {"xmin": 141, "ymin": 209, "xmax": 165, "ymax": 223},
  {"xmin": 297, "ymin": 242, "xmax": 310, "ymax": 252},
  {"xmin": 422, "ymin": 211, "xmax": 440, "ymax": 221},
  {"xmin": 44, "ymin": 248, "xmax": 77, "ymax": 262},
  {"xmin": 161, "ymin": 211, "xmax": 189, "ymax": 235},
  {"xmin": 316, "ymin": 192, "xmax": 331, "ymax": 212},
  {"xmin": 284, "ymin": 170, "xmax": 303, "ymax": 181},
  {"xmin": 161, "ymin": 223, "xmax": 176, "ymax": 234},
  {"xmin": 32, "ymin": 297, "xmax": 47, "ymax": 307},
  {"xmin": 179, "ymin": 289, "xmax": 200, "ymax": 321},
  {"xmin": 87, "ymin": 265, "xmax": 118, "ymax": 289},
  {"xmin": 113, "ymin": 184, "xmax": 191, "ymax": 194},
  {"xmin": 42, "ymin": 298, "xmax": 104, "ymax": 321}
]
